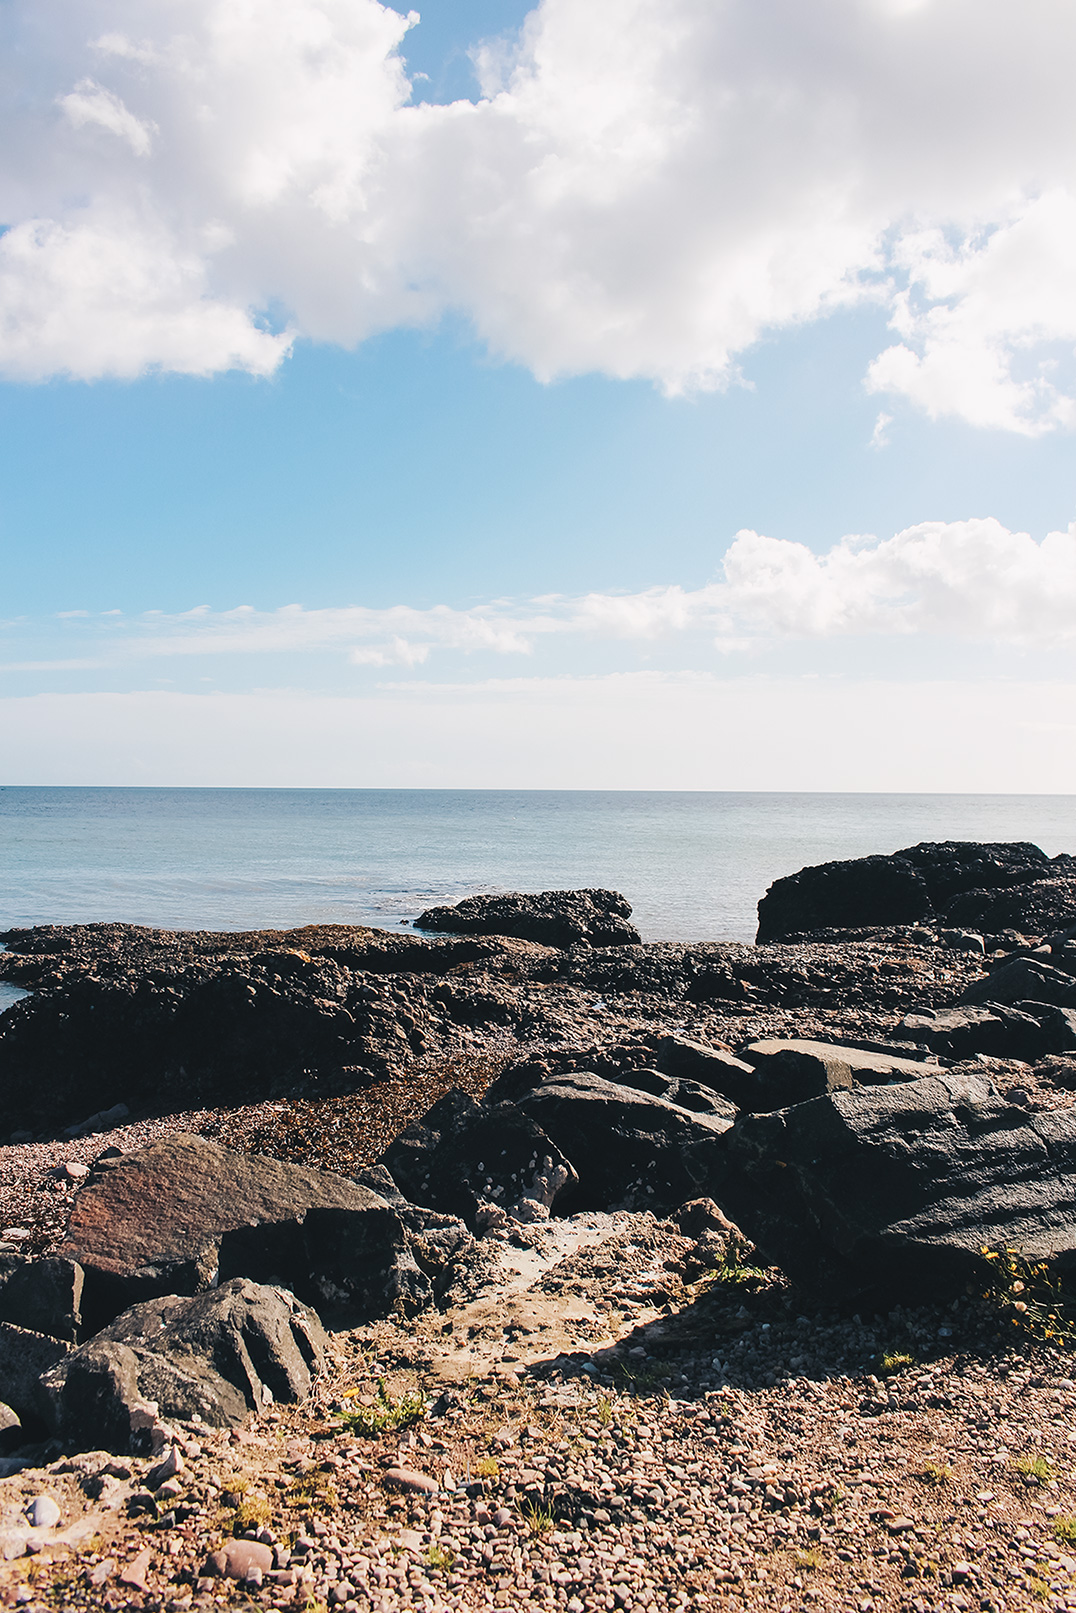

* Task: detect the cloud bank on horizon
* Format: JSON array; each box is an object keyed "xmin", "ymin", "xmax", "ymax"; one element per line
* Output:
[{"xmin": 2, "ymin": 0, "xmax": 1075, "ymax": 434}]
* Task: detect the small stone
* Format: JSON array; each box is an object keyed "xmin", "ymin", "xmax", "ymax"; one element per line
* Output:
[
  {"xmin": 147, "ymin": 1444, "xmax": 184, "ymax": 1489},
  {"xmin": 384, "ymin": 1466, "xmax": 439, "ymax": 1494},
  {"xmin": 886, "ymin": 1516, "xmax": 915, "ymax": 1534},
  {"xmin": 2, "ymin": 1231, "xmax": 30, "ymax": 1243},
  {"xmin": 493, "ymin": 1508, "xmax": 513, "ymax": 1527},
  {"xmin": 951, "ymin": 1561, "xmax": 972, "ymax": 1580},
  {"xmin": 156, "ymin": 1477, "xmax": 183, "ymax": 1501},
  {"xmin": 26, "ymin": 1496, "xmax": 60, "ymax": 1530},
  {"xmin": 204, "ymin": 1540, "xmax": 274, "ymax": 1581},
  {"xmin": 63, "ymin": 1162, "xmax": 90, "ymax": 1181},
  {"xmin": 86, "ymin": 1558, "xmax": 116, "ymax": 1587},
  {"xmin": 119, "ymin": 1547, "xmax": 153, "ymax": 1592}
]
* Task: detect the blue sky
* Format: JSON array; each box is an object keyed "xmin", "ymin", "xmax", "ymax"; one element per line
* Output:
[{"xmin": 2, "ymin": 0, "xmax": 1075, "ymax": 787}]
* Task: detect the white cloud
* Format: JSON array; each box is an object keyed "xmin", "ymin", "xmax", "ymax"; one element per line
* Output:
[
  {"xmin": 0, "ymin": 0, "xmax": 1073, "ymax": 424},
  {"xmin": 64, "ymin": 516, "xmax": 1072, "ymax": 664}
]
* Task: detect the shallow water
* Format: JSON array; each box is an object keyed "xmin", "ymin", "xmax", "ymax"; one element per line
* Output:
[{"xmin": 2, "ymin": 786, "xmax": 1074, "ymax": 943}]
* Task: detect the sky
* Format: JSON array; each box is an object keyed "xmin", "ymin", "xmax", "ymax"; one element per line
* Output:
[{"xmin": 1, "ymin": 0, "xmax": 1075, "ymax": 790}]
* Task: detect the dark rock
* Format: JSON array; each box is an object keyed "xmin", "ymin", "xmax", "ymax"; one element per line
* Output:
[
  {"xmin": 61, "ymin": 1133, "xmax": 387, "ymax": 1325},
  {"xmin": 959, "ymin": 958, "xmax": 1076, "ymax": 1010},
  {"xmin": 712, "ymin": 1069, "xmax": 1076, "ymax": 1307},
  {"xmin": 656, "ymin": 1034, "xmax": 757, "ymax": 1102},
  {"xmin": 737, "ymin": 1038, "xmax": 940, "ymax": 1111},
  {"xmin": 944, "ymin": 877, "xmax": 1076, "ymax": 936},
  {"xmin": 415, "ymin": 889, "xmax": 641, "ymax": 949},
  {"xmin": 757, "ymin": 841, "xmax": 1057, "ymax": 942},
  {"xmin": 757, "ymin": 853, "xmax": 931, "ymax": 941},
  {"xmin": 381, "ymin": 1091, "xmax": 578, "ymax": 1229},
  {"xmin": 505, "ymin": 1070, "xmax": 735, "ymax": 1212},
  {"xmin": 39, "ymin": 1279, "xmax": 327, "ymax": 1450},
  {"xmin": 0, "ymin": 1323, "xmax": 68, "ymax": 1421},
  {"xmin": 0, "ymin": 1259, "xmax": 84, "ymax": 1343},
  {"xmin": 897, "ymin": 1004, "xmax": 1058, "ymax": 1062}
]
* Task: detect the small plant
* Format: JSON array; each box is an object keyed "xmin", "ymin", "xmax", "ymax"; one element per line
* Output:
[
  {"xmin": 880, "ymin": 1349, "xmax": 916, "ymax": 1374},
  {"xmin": 1053, "ymin": 1517, "xmax": 1076, "ymax": 1546},
  {"xmin": 232, "ymin": 1491, "xmax": 272, "ymax": 1531},
  {"xmin": 288, "ymin": 1471, "xmax": 339, "ymax": 1511},
  {"xmin": 1015, "ymin": 1454, "xmax": 1056, "ymax": 1484},
  {"xmin": 916, "ymin": 1460, "xmax": 953, "ymax": 1486},
  {"xmin": 520, "ymin": 1500, "xmax": 555, "ymax": 1536},
  {"xmin": 595, "ymin": 1394, "xmax": 613, "ymax": 1429},
  {"xmin": 795, "ymin": 1547, "xmax": 824, "ymax": 1570},
  {"xmin": 339, "ymin": 1377, "xmax": 427, "ymax": 1437},
  {"xmin": 475, "ymin": 1456, "xmax": 500, "ymax": 1480},
  {"xmin": 709, "ymin": 1248, "xmax": 771, "ymax": 1287},
  {"xmin": 424, "ymin": 1543, "xmax": 457, "ymax": 1571},
  {"xmin": 981, "ymin": 1246, "xmax": 1076, "ymax": 1345}
]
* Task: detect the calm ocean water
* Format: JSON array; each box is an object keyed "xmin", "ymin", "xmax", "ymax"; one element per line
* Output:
[{"xmin": 2, "ymin": 788, "xmax": 1075, "ymax": 959}]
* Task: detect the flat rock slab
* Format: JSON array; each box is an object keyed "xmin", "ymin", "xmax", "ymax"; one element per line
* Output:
[
  {"xmin": 739, "ymin": 1039, "xmax": 939, "ymax": 1109},
  {"xmin": 713, "ymin": 1068, "xmax": 1076, "ymax": 1307}
]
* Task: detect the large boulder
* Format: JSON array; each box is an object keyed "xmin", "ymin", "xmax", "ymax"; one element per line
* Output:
[
  {"xmin": 485, "ymin": 1069, "xmax": 736, "ymax": 1212},
  {"xmin": 943, "ymin": 877, "xmax": 1076, "ymax": 936},
  {"xmin": 39, "ymin": 1279, "xmax": 327, "ymax": 1450},
  {"xmin": 415, "ymin": 889, "xmax": 641, "ymax": 949},
  {"xmin": 712, "ymin": 1069, "xmax": 1076, "ymax": 1307},
  {"xmin": 61, "ymin": 1133, "xmax": 475, "ymax": 1328},
  {"xmin": 756, "ymin": 841, "xmax": 1056, "ymax": 942}
]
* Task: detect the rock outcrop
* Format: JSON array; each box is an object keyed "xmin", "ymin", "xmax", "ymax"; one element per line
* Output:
[
  {"xmin": 713, "ymin": 1068, "xmax": 1076, "ymax": 1307},
  {"xmin": 756, "ymin": 840, "xmax": 1073, "ymax": 942},
  {"xmin": 415, "ymin": 889, "xmax": 641, "ymax": 949}
]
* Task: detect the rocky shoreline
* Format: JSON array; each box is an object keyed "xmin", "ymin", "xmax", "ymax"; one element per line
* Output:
[{"xmin": 1, "ymin": 841, "xmax": 1076, "ymax": 1613}]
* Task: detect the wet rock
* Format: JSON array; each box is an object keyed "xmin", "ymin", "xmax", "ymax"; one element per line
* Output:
[
  {"xmin": 756, "ymin": 854, "xmax": 932, "ymax": 941},
  {"xmin": 713, "ymin": 1068, "xmax": 1076, "ymax": 1307},
  {"xmin": 381, "ymin": 1090, "xmax": 579, "ymax": 1229},
  {"xmin": 40, "ymin": 1279, "xmax": 327, "ymax": 1450},
  {"xmin": 0, "ymin": 1258, "xmax": 84, "ymax": 1343},
  {"xmin": 415, "ymin": 888, "xmax": 641, "ymax": 949}
]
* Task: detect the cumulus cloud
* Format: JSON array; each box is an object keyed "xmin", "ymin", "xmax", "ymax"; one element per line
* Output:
[
  {"xmin": 33, "ymin": 516, "xmax": 1073, "ymax": 668},
  {"xmin": 0, "ymin": 0, "xmax": 1074, "ymax": 425}
]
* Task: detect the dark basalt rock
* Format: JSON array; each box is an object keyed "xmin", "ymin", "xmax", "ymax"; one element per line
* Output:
[
  {"xmin": 415, "ymin": 888, "xmax": 641, "ymax": 949},
  {"xmin": 39, "ymin": 1279, "xmax": 327, "ymax": 1449},
  {"xmin": 490, "ymin": 1068, "xmax": 736, "ymax": 1213},
  {"xmin": 943, "ymin": 877, "xmax": 1076, "ymax": 936},
  {"xmin": 756, "ymin": 841, "xmax": 1060, "ymax": 943},
  {"xmin": 959, "ymin": 957, "xmax": 1076, "ymax": 1011},
  {"xmin": 0, "ymin": 1257, "xmax": 84, "ymax": 1344},
  {"xmin": 0, "ymin": 1323, "xmax": 69, "ymax": 1421},
  {"xmin": 898, "ymin": 1002, "xmax": 1076, "ymax": 1062},
  {"xmin": 712, "ymin": 1069, "xmax": 1076, "ymax": 1307},
  {"xmin": 381, "ymin": 1090, "xmax": 579, "ymax": 1229}
]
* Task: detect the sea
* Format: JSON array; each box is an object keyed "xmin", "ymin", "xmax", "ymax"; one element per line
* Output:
[{"xmin": 2, "ymin": 783, "xmax": 1075, "ymax": 948}]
